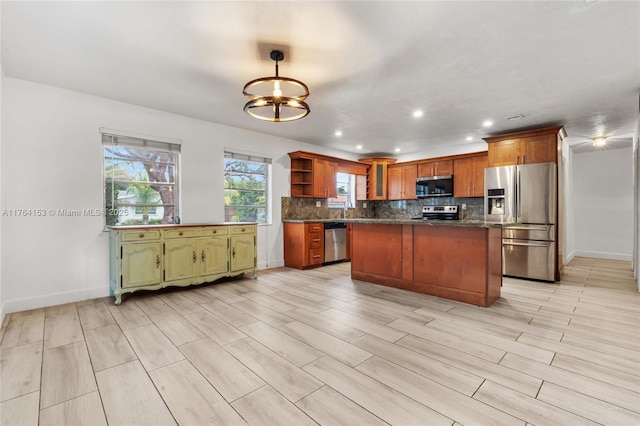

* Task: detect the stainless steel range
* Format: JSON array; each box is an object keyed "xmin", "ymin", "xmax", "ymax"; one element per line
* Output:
[{"xmin": 420, "ymin": 205, "xmax": 459, "ymax": 220}]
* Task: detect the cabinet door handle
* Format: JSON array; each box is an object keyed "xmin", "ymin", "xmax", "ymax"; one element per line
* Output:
[
  {"xmin": 313, "ymin": 238, "xmax": 320, "ymax": 242},
  {"xmin": 313, "ymin": 255, "xmax": 320, "ymax": 259},
  {"xmin": 516, "ymin": 155, "xmax": 519, "ymax": 165},
  {"xmin": 156, "ymin": 255, "xmax": 160, "ymax": 268},
  {"xmin": 179, "ymin": 231, "xmax": 184, "ymax": 236},
  {"xmin": 522, "ymin": 155, "xmax": 526, "ymax": 164},
  {"xmin": 192, "ymin": 251, "xmax": 197, "ymax": 263},
  {"xmin": 232, "ymin": 247, "xmax": 236, "ymax": 258},
  {"xmin": 139, "ymin": 233, "xmax": 145, "ymax": 238},
  {"xmin": 201, "ymin": 250, "xmax": 205, "ymax": 262}
]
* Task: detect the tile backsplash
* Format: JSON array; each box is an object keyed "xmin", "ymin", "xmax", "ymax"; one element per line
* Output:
[{"xmin": 281, "ymin": 197, "xmax": 484, "ymax": 221}]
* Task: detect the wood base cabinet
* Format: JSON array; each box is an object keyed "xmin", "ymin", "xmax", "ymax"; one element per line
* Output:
[
  {"xmin": 284, "ymin": 222, "xmax": 324, "ymax": 269},
  {"xmin": 110, "ymin": 224, "xmax": 257, "ymax": 304}
]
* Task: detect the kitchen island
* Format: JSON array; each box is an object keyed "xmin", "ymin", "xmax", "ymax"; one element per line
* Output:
[{"xmin": 349, "ymin": 219, "xmax": 502, "ymax": 307}]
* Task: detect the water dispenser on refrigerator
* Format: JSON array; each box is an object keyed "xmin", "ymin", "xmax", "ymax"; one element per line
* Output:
[{"xmin": 486, "ymin": 188, "xmax": 506, "ymax": 216}]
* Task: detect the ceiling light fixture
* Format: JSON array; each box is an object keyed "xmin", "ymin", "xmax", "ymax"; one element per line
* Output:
[
  {"xmin": 243, "ymin": 50, "xmax": 310, "ymax": 122},
  {"xmin": 394, "ymin": 148, "xmax": 401, "ymax": 153},
  {"xmin": 466, "ymin": 136, "xmax": 473, "ymax": 141},
  {"xmin": 335, "ymin": 130, "xmax": 343, "ymax": 137},
  {"xmin": 592, "ymin": 136, "xmax": 607, "ymax": 147},
  {"xmin": 413, "ymin": 110, "xmax": 424, "ymax": 118},
  {"xmin": 483, "ymin": 120, "xmax": 493, "ymax": 127},
  {"xmin": 356, "ymin": 145, "xmax": 363, "ymax": 150}
]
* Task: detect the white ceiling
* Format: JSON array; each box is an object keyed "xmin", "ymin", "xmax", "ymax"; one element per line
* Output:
[{"xmin": 2, "ymin": 1, "xmax": 638, "ymax": 157}]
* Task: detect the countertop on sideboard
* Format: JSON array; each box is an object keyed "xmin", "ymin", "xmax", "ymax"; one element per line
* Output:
[
  {"xmin": 282, "ymin": 218, "xmax": 501, "ymax": 228},
  {"xmin": 108, "ymin": 222, "xmax": 257, "ymax": 230}
]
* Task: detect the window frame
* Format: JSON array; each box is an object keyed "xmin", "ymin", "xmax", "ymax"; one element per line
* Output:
[
  {"xmin": 329, "ymin": 172, "xmax": 356, "ymax": 209},
  {"xmin": 224, "ymin": 150, "xmax": 271, "ymax": 225},
  {"xmin": 102, "ymin": 131, "xmax": 181, "ymax": 228}
]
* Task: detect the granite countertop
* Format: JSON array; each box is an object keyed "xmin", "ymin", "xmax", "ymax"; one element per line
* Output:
[{"xmin": 282, "ymin": 218, "xmax": 501, "ymax": 228}]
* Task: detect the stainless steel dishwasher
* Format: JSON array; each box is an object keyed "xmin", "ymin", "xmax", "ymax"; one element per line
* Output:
[{"xmin": 324, "ymin": 222, "xmax": 347, "ymax": 264}]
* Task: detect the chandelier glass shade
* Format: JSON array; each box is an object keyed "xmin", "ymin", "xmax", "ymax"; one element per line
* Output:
[{"xmin": 243, "ymin": 50, "xmax": 310, "ymax": 122}]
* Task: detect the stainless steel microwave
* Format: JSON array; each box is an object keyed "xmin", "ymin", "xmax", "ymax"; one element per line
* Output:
[{"xmin": 416, "ymin": 175, "xmax": 453, "ymax": 198}]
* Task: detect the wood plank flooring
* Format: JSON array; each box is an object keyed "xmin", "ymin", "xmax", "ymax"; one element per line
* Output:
[{"xmin": 1, "ymin": 256, "xmax": 639, "ymax": 425}]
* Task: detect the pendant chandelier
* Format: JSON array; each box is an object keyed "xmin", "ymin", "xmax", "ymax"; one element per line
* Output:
[{"xmin": 243, "ymin": 50, "xmax": 310, "ymax": 122}]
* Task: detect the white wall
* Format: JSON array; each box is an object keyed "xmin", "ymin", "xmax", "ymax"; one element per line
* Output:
[
  {"xmin": 634, "ymin": 115, "xmax": 639, "ymax": 289},
  {"xmin": 572, "ymin": 146, "xmax": 634, "ymax": 260},
  {"xmin": 563, "ymin": 144, "xmax": 575, "ymax": 263},
  {"xmin": 0, "ymin": 1, "xmax": 4, "ymax": 325},
  {"xmin": 2, "ymin": 77, "xmax": 350, "ymax": 313}
]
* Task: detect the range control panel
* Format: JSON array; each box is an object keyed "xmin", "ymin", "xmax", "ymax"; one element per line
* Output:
[{"xmin": 422, "ymin": 205, "xmax": 458, "ymax": 214}]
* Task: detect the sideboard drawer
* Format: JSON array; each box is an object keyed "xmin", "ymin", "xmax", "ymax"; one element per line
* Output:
[
  {"xmin": 202, "ymin": 226, "xmax": 229, "ymax": 236},
  {"xmin": 120, "ymin": 230, "xmax": 162, "ymax": 242},
  {"xmin": 229, "ymin": 225, "xmax": 256, "ymax": 235},
  {"xmin": 164, "ymin": 228, "xmax": 202, "ymax": 239}
]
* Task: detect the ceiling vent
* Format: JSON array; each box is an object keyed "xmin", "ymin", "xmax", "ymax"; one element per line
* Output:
[{"xmin": 505, "ymin": 114, "xmax": 525, "ymax": 121}]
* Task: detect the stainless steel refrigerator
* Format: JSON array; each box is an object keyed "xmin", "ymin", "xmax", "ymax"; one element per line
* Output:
[{"xmin": 484, "ymin": 162, "xmax": 557, "ymax": 282}]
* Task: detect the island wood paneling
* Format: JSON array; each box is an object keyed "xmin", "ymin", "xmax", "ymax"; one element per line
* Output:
[
  {"xmin": 351, "ymin": 223, "xmax": 403, "ymax": 279},
  {"xmin": 351, "ymin": 223, "xmax": 502, "ymax": 307}
]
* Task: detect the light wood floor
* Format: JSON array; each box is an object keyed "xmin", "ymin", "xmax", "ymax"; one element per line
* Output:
[{"xmin": 1, "ymin": 257, "xmax": 639, "ymax": 425}]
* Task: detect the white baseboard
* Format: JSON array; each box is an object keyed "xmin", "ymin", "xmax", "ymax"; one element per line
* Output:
[
  {"xmin": 3, "ymin": 286, "xmax": 110, "ymax": 314},
  {"xmin": 564, "ymin": 250, "xmax": 576, "ymax": 265},
  {"xmin": 258, "ymin": 259, "xmax": 284, "ymax": 270},
  {"xmin": 573, "ymin": 250, "xmax": 633, "ymax": 262}
]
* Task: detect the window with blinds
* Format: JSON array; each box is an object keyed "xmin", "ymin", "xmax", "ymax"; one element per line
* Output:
[
  {"xmin": 103, "ymin": 132, "xmax": 181, "ymax": 226},
  {"xmin": 224, "ymin": 151, "xmax": 271, "ymax": 224}
]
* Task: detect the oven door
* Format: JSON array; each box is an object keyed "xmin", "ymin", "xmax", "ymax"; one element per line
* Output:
[{"xmin": 502, "ymin": 238, "xmax": 555, "ymax": 282}]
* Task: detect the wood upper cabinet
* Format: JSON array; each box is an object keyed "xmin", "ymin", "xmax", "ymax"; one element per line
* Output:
[
  {"xmin": 289, "ymin": 155, "xmax": 313, "ymax": 197},
  {"xmin": 453, "ymin": 154, "xmax": 488, "ymax": 198},
  {"xmin": 289, "ymin": 151, "xmax": 367, "ymax": 199},
  {"xmin": 313, "ymin": 158, "xmax": 337, "ymax": 198},
  {"xmin": 484, "ymin": 126, "xmax": 563, "ymax": 167},
  {"xmin": 387, "ymin": 164, "xmax": 417, "ymax": 200},
  {"xmin": 417, "ymin": 160, "xmax": 453, "ymax": 177},
  {"xmin": 359, "ymin": 157, "xmax": 396, "ymax": 200}
]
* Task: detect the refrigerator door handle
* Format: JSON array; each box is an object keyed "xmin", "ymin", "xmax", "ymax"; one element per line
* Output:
[
  {"xmin": 505, "ymin": 226, "xmax": 549, "ymax": 232},
  {"xmin": 516, "ymin": 168, "xmax": 522, "ymax": 222},
  {"xmin": 513, "ymin": 166, "xmax": 520, "ymax": 222}
]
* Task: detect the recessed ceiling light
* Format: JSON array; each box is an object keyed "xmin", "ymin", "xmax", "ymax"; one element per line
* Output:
[
  {"xmin": 413, "ymin": 110, "xmax": 423, "ymax": 118},
  {"xmin": 334, "ymin": 130, "xmax": 343, "ymax": 137},
  {"xmin": 483, "ymin": 120, "xmax": 493, "ymax": 127},
  {"xmin": 466, "ymin": 136, "xmax": 473, "ymax": 141},
  {"xmin": 592, "ymin": 137, "xmax": 607, "ymax": 147},
  {"xmin": 394, "ymin": 148, "xmax": 401, "ymax": 153},
  {"xmin": 356, "ymin": 145, "xmax": 363, "ymax": 150}
]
